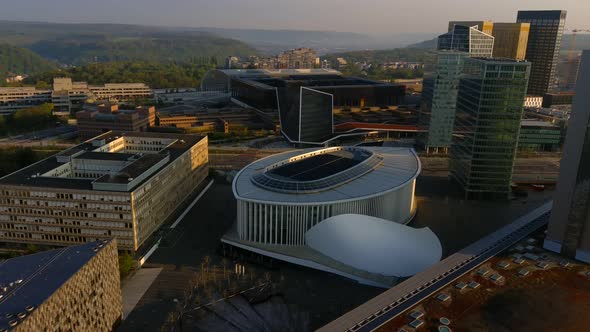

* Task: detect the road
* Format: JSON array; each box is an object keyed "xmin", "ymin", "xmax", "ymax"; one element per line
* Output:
[{"xmin": 0, "ymin": 125, "xmax": 77, "ymax": 147}]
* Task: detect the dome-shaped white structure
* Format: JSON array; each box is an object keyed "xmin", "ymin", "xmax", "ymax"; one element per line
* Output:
[{"xmin": 305, "ymin": 214, "xmax": 442, "ymax": 277}]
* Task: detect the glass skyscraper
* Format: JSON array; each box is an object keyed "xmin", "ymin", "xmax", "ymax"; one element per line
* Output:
[
  {"xmin": 438, "ymin": 25, "xmax": 494, "ymax": 58},
  {"xmin": 544, "ymin": 51, "xmax": 590, "ymax": 262},
  {"xmin": 517, "ymin": 10, "xmax": 566, "ymax": 95},
  {"xmin": 449, "ymin": 58, "xmax": 531, "ymax": 200},
  {"xmin": 420, "ymin": 24, "xmax": 494, "ymax": 153},
  {"xmin": 419, "ymin": 51, "xmax": 468, "ymax": 153}
]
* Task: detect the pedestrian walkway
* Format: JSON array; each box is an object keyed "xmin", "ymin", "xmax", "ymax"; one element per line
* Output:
[{"xmin": 121, "ymin": 268, "xmax": 163, "ymax": 319}]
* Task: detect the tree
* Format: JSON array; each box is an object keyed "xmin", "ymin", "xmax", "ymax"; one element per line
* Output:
[
  {"xmin": 119, "ymin": 253, "xmax": 136, "ymax": 278},
  {"xmin": 35, "ymin": 80, "xmax": 51, "ymax": 89}
]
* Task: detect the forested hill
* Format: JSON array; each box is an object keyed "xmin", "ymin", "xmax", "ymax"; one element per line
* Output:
[
  {"xmin": 0, "ymin": 44, "xmax": 57, "ymax": 79},
  {"xmin": 28, "ymin": 33, "xmax": 258, "ymax": 65},
  {"xmin": 0, "ymin": 21, "xmax": 259, "ymax": 65}
]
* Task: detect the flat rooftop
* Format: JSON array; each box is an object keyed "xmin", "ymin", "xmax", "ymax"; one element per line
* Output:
[
  {"xmin": 0, "ymin": 240, "xmax": 112, "ymax": 331},
  {"xmin": 267, "ymin": 149, "xmax": 371, "ymax": 182},
  {"xmin": 0, "ymin": 131, "xmax": 204, "ymax": 192}
]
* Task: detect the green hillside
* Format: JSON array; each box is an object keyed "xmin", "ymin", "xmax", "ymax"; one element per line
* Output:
[
  {"xmin": 28, "ymin": 33, "xmax": 258, "ymax": 65},
  {"xmin": 0, "ymin": 21, "xmax": 259, "ymax": 65},
  {"xmin": 0, "ymin": 44, "xmax": 57, "ymax": 80}
]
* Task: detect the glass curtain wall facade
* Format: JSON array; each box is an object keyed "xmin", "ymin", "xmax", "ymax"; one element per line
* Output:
[
  {"xmin": 438, "ymin": 25, "xmax": 494, "ymax": 58},
  {"xmin": 491, "ymin": 23, "xmax": 530, "ymax": 60},
  {"xmin": 450, "ymin": 58, "xmax": 531, "ymax": 200},
  {"xmin": 517, "ymin": 10, "xmax": 567, "ymax": 95},
  {"xmin": 419, "ymin": 51, "xmax": 468, "ymax": 153}
]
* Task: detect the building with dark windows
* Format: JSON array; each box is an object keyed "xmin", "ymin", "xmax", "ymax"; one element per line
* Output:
[
  {"xmin": 0, "ymin": 132, "xmax": 208, "ymax": 251},
  {"xmin": 518, "ymin": 119, "xmax": 562, "ymax": 152},
  {"xmin": 0, "ymin": 239, "xmax": 121, "ymax": 332},
  {"xmin": 448, "ymin": 21, "xmax": 530, "ymax": 60},
  {"xmin": 544, "ymin": 51, "xmax": 590, "ymax": 263},
  {"xmin": 201, "ymin": 69, "xmax": 405, "ymax": 144},
  {"xmin": 491, "ymin": 23, "xmax": 530, "ymax": 60},
  {"xmin": 542, "ymin": 91, "xmax": 575, "ymax": 107},
  {"xmin": 517, "ymin": 10, "xmax": 567, "ymax": 95},
  {"xmin": 450, "ymin": 58, "xmax": 530, "ymax": 200},
  {"xmin": 419, "ymin": 51, "xmax": 468, "ymax": 153},
  {"xmin": 438, "ymin": 24, "xmax": 494, "ymax": 58},
  {"xmin": 76, "ymin": 104, "xmax": 156, "ymax": 140}
]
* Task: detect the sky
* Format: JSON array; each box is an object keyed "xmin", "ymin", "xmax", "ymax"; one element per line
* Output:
[{"xmin": 1, "ymin": 0, "xmax": 588, "ymax": 35}]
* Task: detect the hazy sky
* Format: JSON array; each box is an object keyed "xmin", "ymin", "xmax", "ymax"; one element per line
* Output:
[{"xmin": 1, "ymin": 0, "xmax": 588, "ymax": 35}]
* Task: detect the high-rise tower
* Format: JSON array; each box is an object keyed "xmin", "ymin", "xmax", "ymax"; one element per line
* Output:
[{"xmin": 517, "ymin": 10, "xmax": 567, "ymax": 95}]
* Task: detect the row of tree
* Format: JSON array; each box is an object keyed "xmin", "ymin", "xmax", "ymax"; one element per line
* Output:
[
  {"xmin": 0, "ymin": 103, "xmax": 58, "ymax": 136},
  {"xmin": 341, "ymin": 63, "xmax": 424, "ymax": 80},
  {"xmin": 24, "ymin": 61, "xmax": 216, "ymax": 89}
]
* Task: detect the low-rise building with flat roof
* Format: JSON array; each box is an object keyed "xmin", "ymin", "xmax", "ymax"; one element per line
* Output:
[
  {"xmin": 0, "ymin": 131, "xmax": 208, "ymax": 251},
  {"xmin": 76, "ymin": 105, "xmax": 156, "ymax": 140}
]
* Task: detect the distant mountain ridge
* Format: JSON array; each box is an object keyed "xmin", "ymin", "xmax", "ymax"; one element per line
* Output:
[{"xmin": 0, "ymin": 21, "xmax": 259, "ymax": 65}]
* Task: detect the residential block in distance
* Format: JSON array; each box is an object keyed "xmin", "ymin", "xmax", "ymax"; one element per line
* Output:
[
  {"xmin": 0, "ymin": 132, "xmax": 208, "ymax": 251},
  {"xmin": 450, "ymin": 58, "xmax": 531, "ymax": 199},
  {"xmin": 0, "ymin": 239, "xmax": 122, "ymax": 331},
  {"xmin": 76, "ymin": 104, "xmax": 156, "ymax": 140}
]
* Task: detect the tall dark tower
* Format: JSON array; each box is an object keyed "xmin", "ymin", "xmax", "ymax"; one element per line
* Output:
[
  {"xmin": 544, "ymin": 51, "xmax": 590, "ymax": 262},
  {"xmin": 517, "ymin": 10, "xmax": 566, "ymax": 95}
]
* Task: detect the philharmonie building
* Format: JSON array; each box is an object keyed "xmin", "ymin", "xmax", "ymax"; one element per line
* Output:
[{"xmin": 224, "ymin": 146, "xmax": 442, "ymax": 287}]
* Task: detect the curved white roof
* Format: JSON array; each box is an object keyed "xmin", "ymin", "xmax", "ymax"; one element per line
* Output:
[
  {"xmin": 305, "ymin": 214, "xmax": 442, "ymax": 277},
  {"xmin": 233, "ymin": 147, "xmax": 420, "ymax": 204}
]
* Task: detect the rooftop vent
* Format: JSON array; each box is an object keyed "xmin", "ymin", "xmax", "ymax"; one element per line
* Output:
[
  {"xmin": 8, "ymin": 320, "xmax": 17, "ymax": 327},
  {"xmin": 25, "ymin": 305, "xmax": 35, "ymax": 312},
  {"xmin": 16, "ymin": 312, "xmax": 26, "ymax": 319}
]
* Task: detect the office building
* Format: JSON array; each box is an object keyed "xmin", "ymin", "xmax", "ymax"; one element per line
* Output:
[
  {"xmin": 76, "ymin": 104, "xmax": 156, "ymax": 140},
  {"xmin": 450, "ymin": 58, "xmax": 531, "ymax": 199},
  {"xmin": 201, "ymin": 69, "xmax": 405, "ymax": 144},
  {"xmin": 448, "ymin": 21, "xmax": 530, "ymax": 60},
  {"xmin": 0, "ymin": 132, "xmax": 208, "ymax": 251},
  {"xmin": 0, "ymin": 87, "xmax": 52, "ymax": 114},
  {"xmin": 517, "ymin": 10, "xmax": 567, "ymax": 95},
  {"xmin": 419, "ymin": 51, "xmax": 468, "ymax": 153},
  {"xmin": 89, "ymin": 83, "xmax": 152, "ymax": 102},
  {"xmin": 448, "ymin": 21, "xmax": 494, "ymax": 35},
  {"xmin": 518, "ymin": 119, "xmax": 562, "ymax": 152},
  {"xmin": 277, "ymin": 48, "xmax": 318, "ymax": 69},
  {"xmin": 438, "ymin": 24, "xmax": 494, "ymax": 57},
  {"xmin": 544, "ymin": 51, "xmax": 590, "ymax": 262},
  {"xmin": 0, "ymin": 239, "xmax": 121, "ymax": 332},
  {"xmin": 491, "ymin": 23, "xmax": 530, "ymax": 60},
  {"xmin": 542, "ymin": 91, "xmax": 575, "ymax": 107},
  {"xmin": 0, "ymin": 78, "xmax": 153, "ymax": 114}
]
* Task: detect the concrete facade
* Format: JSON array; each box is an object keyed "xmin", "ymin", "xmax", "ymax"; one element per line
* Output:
[
  {"xmin": 0, "ymin": 132, "xmax": 208, "ymax": 251},
  {"xmin": 1, "ymin": 240, "xmax": 122, "ymax": 332},
  {"xmin": 544, "ymin": 51, "xmax": 590, "ymax": 262}
]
